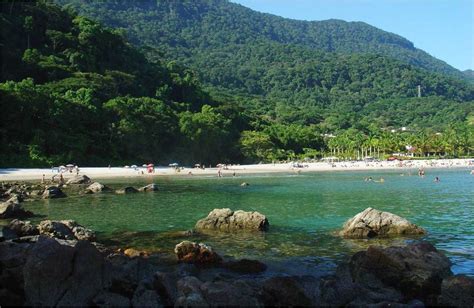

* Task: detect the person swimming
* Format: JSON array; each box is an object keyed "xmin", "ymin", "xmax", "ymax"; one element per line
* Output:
[{"xmin": 434, "ymin": 176, "xmax": 440, "ymax": 182}]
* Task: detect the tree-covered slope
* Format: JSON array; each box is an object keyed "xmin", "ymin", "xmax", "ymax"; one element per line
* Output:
[{"xmin": 55, "ymin": 0, "xmax": 466, "ymax": 80}]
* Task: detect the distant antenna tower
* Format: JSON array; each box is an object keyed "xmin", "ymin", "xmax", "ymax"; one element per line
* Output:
[{"xmin": 417, "ymin": 85, "xmax": 421, "ymax": 97}]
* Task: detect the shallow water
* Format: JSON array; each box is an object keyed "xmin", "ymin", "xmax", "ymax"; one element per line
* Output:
[{"xmin": 23, "ymin": 169, "xmax": 474, "ymax": 276}]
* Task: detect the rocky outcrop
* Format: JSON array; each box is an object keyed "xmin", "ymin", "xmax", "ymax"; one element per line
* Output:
[
  {"xmin": 66, "ymin": 174, "xmax": 92, "ymax": 185},
  {"xmin": 115, "ymin": 187, "xmax": 138, "ymax": 194},
  {"xmin": 85, "ymin": 182, "xmax": 110, "ymax": 194},
  {"xmin": 195, "ymin": 208, "xmax": 269, "ymax": 232},
  {"xmin": 7, "ymin": 219, "xmax": 38, "ymax": 237},
  {"xmin": 262, "ymin": 276, "xmax": 312, "ymax": 306},
  {"xmin": 174, "ymin": 241, "xmax": 222, "ymax": 264},
  {"xmin": 138, "ymin": 184, "xmax": 159, "ymax": 192},
  {"xmin": 42, "ymin": 186, "xmax": 66, "ymax": 199},
  {"xmin": 23, "ymin": 237, "xmax": 111, "ymax": 306},
  {"xmin": 339, "ymin": 207, "xmax": 426, "ymax": 238},
  {"xmin": 38, "ymin": 220, "xmax": 96, "ymax": 241},
  {"xmin": 320, "ymin": 241, "xmax": 453, "ymax": 305},
  {"xmin": 0, "ymin": 197, "xmax": 33, "ymax": 219},
  {"xmin": 438, "ymin": 275, "xmax": 474, "ymax": 307}
]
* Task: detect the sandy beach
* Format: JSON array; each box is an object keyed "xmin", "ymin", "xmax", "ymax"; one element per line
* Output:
[{"xmin": 0, "ymin": 159, "xmax": 472, "ymax": 182}]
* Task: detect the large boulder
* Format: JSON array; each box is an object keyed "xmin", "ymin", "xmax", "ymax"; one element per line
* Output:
[
  {"xmin": 85, "ymin": 182, "xmax": 110, "ymax": 194},
  {"xmin": 0, "ymin": 197, "xmax": 33, "ymax": 219},
  {"xmin": 195, "ymin": 208, "xmax": 269, "ymax": 232},
  {"xmin": 438, "ymin": 275, "xmax": 474, "ymax": 307},
  {"xmin": 38, "ymin": 220, "xmax": 96, "ymax": 241},
  {"xmin": 42, "ymin": 186, "xmax": 66, "ymax": 199},
  {"xmin": 23, "ymin": 236, "xmax": 111, "ymax": 306},
  {"xmin": 349, "ymin": 241, "xmax": 452, "ymax": 303},
  {"xmin": 174, "ymin": 241, "xmax": 222, "ymax": 264},
  {"xmin": 7, "ymin": 219, "xmax": 38, "ymax": 237},
  {"xmin": 261, "ymin": 276, "xmax": 312, "ymax": 307},
  {"xmin": 115, "ymin": 187, "xmax": 138, "ymax": 194},
  {"xmin": 339, "ymin": 207, "xmax": 426, "ymax": 238},
  {"xmin": 66, "ymin": 175, "xmax": 92, "ymax": 185},
  {"xmin": 138, "ymin": 184, "xmax": 159, "ymax": 192}
]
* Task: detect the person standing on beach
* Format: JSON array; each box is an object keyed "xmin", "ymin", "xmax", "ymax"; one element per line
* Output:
[{"xmin": 41, "ymin": 174, "xmax": 45, "ymax": 184}]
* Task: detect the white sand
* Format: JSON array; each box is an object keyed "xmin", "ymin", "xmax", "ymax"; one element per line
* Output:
[{"xmin": 0, "ymin": 159, "xmax": 472, "ymax": 182}]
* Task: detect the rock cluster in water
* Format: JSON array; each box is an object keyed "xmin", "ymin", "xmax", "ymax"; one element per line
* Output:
[
  {"xmin": 195, "ymin": 208, "xmax": 269, "ymax": 232},
  {"xmin": 339, "ymin": 207, "xmax": 426, "ymax": 238}
]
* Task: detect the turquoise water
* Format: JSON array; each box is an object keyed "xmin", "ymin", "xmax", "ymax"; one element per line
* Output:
[{"xmin": 23, "ymin": 169, "xmax": 474, "ymax": 276}]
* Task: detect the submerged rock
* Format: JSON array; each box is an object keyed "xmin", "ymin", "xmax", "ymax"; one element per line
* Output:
[
  {"xmin": 223, "ymin": 259, "xmax": 267, "ymax": 274},
  {"xmin": 138, "ymin": 184, "xmax": 159, "ymax": 192},
  {"xmin": 42, "ymin": 186, "xmax": 66, "ymax": 199},
  {"xmin": 0, "ymin": 197, "xmax": 33, "ymax": 219},
  {"xmin": 85, "ymin": 182, "xmax": 110, "ymax": 194},
  {"xmin": 115, "ymin": 187, "xmax": 138, "ymax": 194},
  {"xmin": 66, "ymin": 175, "xmax": 92, "ymax": 185},
  {"xmin": 438, "ymin": 275, "xmax": 474, "ymax": 307},
  {"xmin": 174, "ymin": 241, "xmax": 222, "ymax": 264},
  {"xmin": 195, "ymin": 208, "xmax": 269, "ymax": 232},
  {"xmin": 339, "ymin": 207, "xmax": 426, "ymax": 238}
]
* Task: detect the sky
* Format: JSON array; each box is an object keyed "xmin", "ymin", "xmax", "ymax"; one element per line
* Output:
[{"xmin": 231, "ymin": 0, "xmax": 474, "ymax": 71}]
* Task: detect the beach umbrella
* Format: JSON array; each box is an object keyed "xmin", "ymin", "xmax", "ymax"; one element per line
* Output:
[
  {"xmin": 169, "ymin": 163, "xmax": 179, "ymax": 167},
  {"xmin": 131, "ymin": 165, "xmax": 138, "ymax": 168},
  {"xmin": 142, "ymin": 164, "xmax": 147, "ymax": 167}
]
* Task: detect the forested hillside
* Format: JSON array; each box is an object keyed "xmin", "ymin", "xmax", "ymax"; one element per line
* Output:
[
  {"xmin": 56, "ymin": 0, "xmax": 469, "ymax": 81},
  {"xmin": 1, "ymin": 0, "xmax": 473, "ymax": 167}
]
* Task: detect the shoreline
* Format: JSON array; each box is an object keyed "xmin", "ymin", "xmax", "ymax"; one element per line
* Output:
[{"xmin": 0, "ymin": 158, "xmax": 473, "ymax": 182}]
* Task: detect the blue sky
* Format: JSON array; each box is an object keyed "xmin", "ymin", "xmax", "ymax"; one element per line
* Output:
[{"xmin": 232, "ymin": 0, "xmax": 473, "ymax": 71}]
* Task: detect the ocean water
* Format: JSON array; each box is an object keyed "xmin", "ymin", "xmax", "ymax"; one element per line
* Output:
[{"xmin": 23, "ymin": 169, "xmax": 474, "ymax": 276}]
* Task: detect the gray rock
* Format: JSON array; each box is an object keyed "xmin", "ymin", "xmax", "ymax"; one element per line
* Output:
[
  {"xmin": 174, "ymin": 241, "xmax": 222, "ymax": 264},
  {"xmin": 138, "ymin": 184, "xmax": 159, "ymax": 192},
  {"xmin": 340, "ymin": 207, "xmax": 426, "ymax": 238},
  {"xmin": 349, "ymin": 241, "xmax": 452, "ymax": 302},
  {"xmin": 438, "ymin": 275, "xmax": 474, "ymax": 307},
  {"xmin": 201, "ymin": 279, "xmax": 261, "ymax": 307},
  {"xmin": 37, "ymin": 220, "xmax": 96, "ymax": 241},
  {"xmin": 116, "ymin": 187, "xmax": 139, "ymax": 194},
  {"xmin": 0, "ymin": 241, "xmax": 30, "ymax": 306},
  {"xmin": 222, "ymin": 259, "xmax": 267, "ymax": 274},
  {"xmin": 23, "ymin": 237, "xmax": 112, "ymax": 306},
  {"xmin": 66, "ymin": 174, "xmax": 92, "ymax": 185},
  {"xmin": 195, "ymin": 208, "xmax": 269, "ymax": 232},
  {"xmin": 92, "ymin": 291, "xmax": 131, "ymax": 307},
  {"xmin": 8, "ymin": 219, "xmax": 38, "ymax": 237},
  {"xmin": 85, "ymin": 182, "xmax": 110, "ymax": 194},
  {"xmin": 0, "ymin": 197, "xmax": 33, "ymax": 219},
  {"xmin": 262, "ymin": 276, "xmax": 312, "ymax": 306},
  {"xmin": 42, "ymin": 186, "xmax": 66, "ymax": 199},
  {"xmin": 175, "ymin": 276, "xmax": 208, "ymax": 307},
  {"xmin": 132, "ymin": 280, "xmax": 163, "ymax": 307}
]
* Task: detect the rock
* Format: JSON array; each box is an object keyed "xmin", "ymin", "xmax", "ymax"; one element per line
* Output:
[
  {"xmin": 66, "ymin": 175, "xmax": 92, "ymax": 185},
  {"xmin": 195, "ymin": 208, "xmax": 269, "ymax": 232},
  {"xmin": 0, "ymin": 241, "xmax": 30, "ymax": 306},
  {"xmin": 138, "ymin": 184, "xmax": 159, "ymax": 192},
  {"xmin": 124, "ymin": 248, "xmax": 149, "ymax": 258},
  {"xmin": 29, "ymin": 190, "xmax": 43, "ymax": 197},
  {"xmin": 223, "ymin": 259, "xmax": 267, "ymax": 274},
  {"xmin": 116, "ymin": 187, "xmax": 139, "ymax": 194},
  {"xmin": 174, "ymin": 241, "xmax": 222, "ymax": 264},
  {"xmin": 7, "ymin": 219, "xmax": 38, "ymax": 237},
  {"xmin": 261, "ymin": 276, "xmax": 312, "ymax": 306},
  {"xmin": 339, "ymin": 207, "xmax": 426, "ymax": 238},
  {"xmin": 438, "ymin": 275, "xmax": 474, "ymax": 307},
  {"xmin": 175, "ymin": 276, "xmax": 208, "ymax": 307},
  {"xmin": 42, "ymin": 186, "xmax": 66, "ymax": 199},
  {"xmin": 92, "ymin": 291, "xmax": 131, "ymax": 307},
  {"xmin": 85, "ymin": 182, "xmax": 110, "ymax": 194},
  {"xmin": 349, "ymin": 241, "xmax": 452, "ymax": 302},
  {"xmin": 153, "ymin": 271, "xmax": 178, "ymax": 305},
  {"xmin": 132, "ymin": 281, "xmax": 163, "ymax": 307},
  {"xmin": 200, "ymin": 279, "xmax": 261, "ymax": 306},
  {"xmin": 24, "ymin": 237, "xmax": 112, "ymax": 306},
  {"xmin": 0, "ymin": 197, "xmax": 33, "ymax": 219},
  {"xmin": 38, "ymin": 220, "xmax": 96, "ymax": 241}
]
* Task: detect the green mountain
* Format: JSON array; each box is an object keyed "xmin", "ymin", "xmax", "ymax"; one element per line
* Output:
[{"xmin": 56, "ymin": 0, "xmax": 467, "ymax": 81}]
